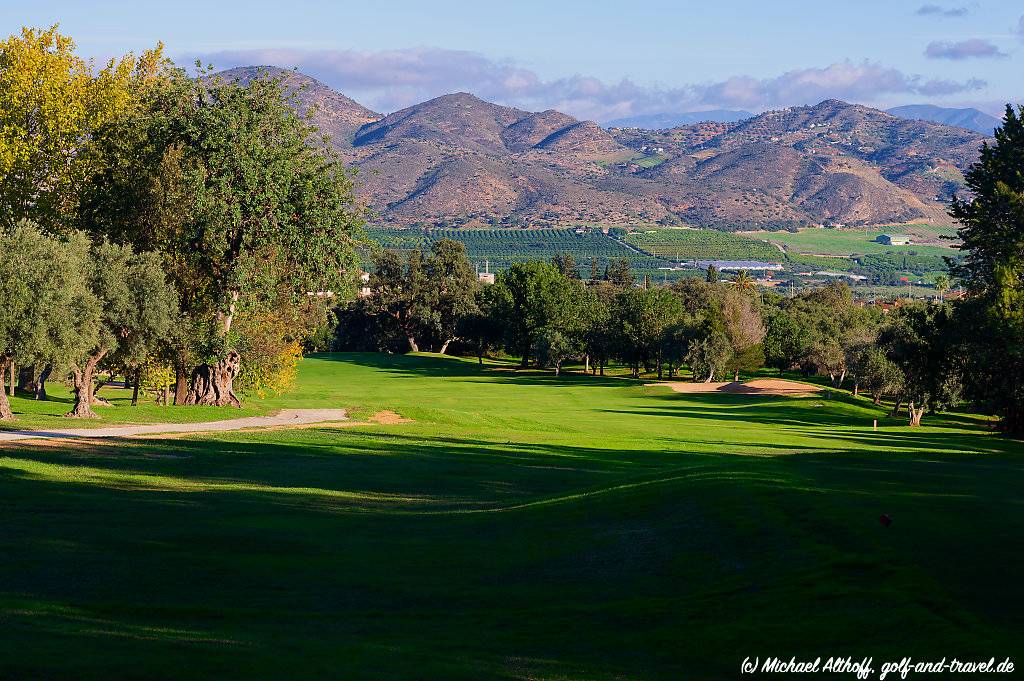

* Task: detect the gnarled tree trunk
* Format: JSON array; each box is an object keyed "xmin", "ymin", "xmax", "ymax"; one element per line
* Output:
[
  {"xmin": 131, "ymin": 367, "xmax": 141, "ymax": 407},
  {"xmin": 91, "ymin": 378, "xmax": 113, "ymax": 406},
  {"xmin": 35, "ymin": 365, "xmax": 51, "ymax": 401},
  {"xmin": 0, "ymin": 357, "xmax": 14, "ymax": 420},
  {"xmin": 17, "ymin": 365, "xmax": 34, "ymax": 392},
  {"xmin": 890, "ymin": 396, "xmax": 903, "ymax": 418},
  {"xmin": 67, "ymin": 351, "xmax": 108, "ymax": 418},
  {"xmin": 1001, "ymin": 405, "xmax": 1024, "ymax": 434},
  {"xmin": 908, "ymin": 401, "xmax": 926, "ymax": 427},
  {"xmin": 173, "ymin": 361, "xmax": 189, "ymax": 405},
  {"xmin": 184, "ymin": 350, "xmax": 242, "ymax": 407}
]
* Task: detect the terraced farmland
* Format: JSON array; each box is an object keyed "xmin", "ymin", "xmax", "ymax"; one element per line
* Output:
[
  {"xmin": 364, "ymin": 228, "xmax": 664, "ymax": 274},
  {"xmin": 624, "ymin": 229, "xmax": 782, "ymax": 262},
  {"xmin": 362, "ymin": 226, "xmax": 955, "ymax": 287}
]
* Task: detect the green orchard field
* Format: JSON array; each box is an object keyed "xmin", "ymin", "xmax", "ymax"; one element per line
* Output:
[
  {"xmin": 624, "ymin": 228, "xmax": 782, "ymax": 261},
  {"xmin": 364, "ymin": 227, "xmax": 663, "ymax": 273},
  {"xmin": 1, "ymin": 353, "xmax": 1022, "ymax": 679},
  {"xmin": 360, "ymin": 225, "xmax": 964, "ymax": 290}
]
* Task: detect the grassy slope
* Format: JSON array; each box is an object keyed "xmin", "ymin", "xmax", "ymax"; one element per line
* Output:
[{"xmin": 1, "ymin": 353, "xmax": 1022, "ymax": 679}]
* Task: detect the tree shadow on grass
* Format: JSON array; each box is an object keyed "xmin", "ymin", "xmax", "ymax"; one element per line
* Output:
[
  {"xmin": 0, "ymin": 431, "xmax": 700, "ymax": 513},
  {"xmin": 605, "ymin": 389, "xmax": 1006, "ymax": 432},
  {"xmin": 3, "ymin": 423, "xmax": 1023, "ymax": 680},
  {"xmin": 307, "ymin": 351, "xmax": 636, "ymax": 388}
]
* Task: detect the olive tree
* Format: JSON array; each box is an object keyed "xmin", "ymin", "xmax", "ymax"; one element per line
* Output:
[
  {"xmin": 66, "ymin": 241, "xmax": 177, "ymax": 418},
  {"xmin": 0, "ymin": 223, "xmax": 93, "ymax": 420}
]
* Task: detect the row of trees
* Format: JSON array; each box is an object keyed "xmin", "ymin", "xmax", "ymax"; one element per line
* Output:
[
  {"xmin": 0, "ymin": 26, "xmax": 363, "ymax": 419},
  {"xmin": 337, "ymin": 242, "xmax": 962, "ymax": 425}
]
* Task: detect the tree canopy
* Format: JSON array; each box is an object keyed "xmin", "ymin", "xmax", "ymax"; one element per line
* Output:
[
  {"xmin": 81, "ymin": 65, "xmax": 366, "ymax": 406},
  {"xmin": 949, "ymin": 105, "xmax": 1024, "ymax": 432},
  {"xmin": 0, "ymin": 26, "xmax": 163, "ymax": 232}
]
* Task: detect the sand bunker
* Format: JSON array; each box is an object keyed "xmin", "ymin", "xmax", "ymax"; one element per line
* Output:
[{"xmin": 647, "ymin": 378, "xmax": 823, "ymax": 397}]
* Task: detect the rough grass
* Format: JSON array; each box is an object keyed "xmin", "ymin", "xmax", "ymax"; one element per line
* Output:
[{"xmin": 1, "ymin": 353, "xmax": 1022, "ymax": 679}]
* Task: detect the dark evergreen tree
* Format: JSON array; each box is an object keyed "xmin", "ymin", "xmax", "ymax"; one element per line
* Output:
[{"xmin": 949, "ymin": 105, "xmax": 1024, "ymax": 432}]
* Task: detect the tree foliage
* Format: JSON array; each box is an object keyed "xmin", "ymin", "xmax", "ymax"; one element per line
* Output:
[
  {"xmin": 949, "ymin": 105, "xmax": 1024, "ymax": 432},
  {"xmin": 66, "ymin": 240, "xmax": 178, "ymax": 418},
  {"xmin": 0, "ymin": 223, "xmax": 93, "ymax": 419},
  {"xmin": 80, "ymin": 65, "xmax": 365, "ymax": 406},
  {"xmin": 360, "ymin": 240, "xmax": 478, "ymax": 353},
  {"xmin": 0, "ymin": 25, "xmax": 163, "ymax": 232}
]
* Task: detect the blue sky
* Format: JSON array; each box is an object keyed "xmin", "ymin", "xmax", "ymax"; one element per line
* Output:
[{"xmin": 5, "ymin": 1, "xmax": 1022, "ymax": 122}]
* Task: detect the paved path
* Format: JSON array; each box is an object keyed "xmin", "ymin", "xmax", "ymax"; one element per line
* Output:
[{"xmin": 0, "ymin": 409, "xmax": 348, "ymax": 443}]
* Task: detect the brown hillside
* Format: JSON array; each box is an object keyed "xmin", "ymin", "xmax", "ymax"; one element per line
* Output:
[{"xmin": 218, "ymin": 69, "xmax": 989, "ymax": 229}]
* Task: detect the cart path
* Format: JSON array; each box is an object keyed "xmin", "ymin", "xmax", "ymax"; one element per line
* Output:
[{"xmin": 0, "ymin": 408, "xmax": 349, "ymax": 443}]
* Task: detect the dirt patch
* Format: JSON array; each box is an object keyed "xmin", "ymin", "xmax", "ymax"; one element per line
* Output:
[
  {"xmin": 369, "ymin": 410, "xmax": 414, "ymax": 425},
  {"xmin": 647, "ymin": 378, "xmax": 823, "ymax": 397}
]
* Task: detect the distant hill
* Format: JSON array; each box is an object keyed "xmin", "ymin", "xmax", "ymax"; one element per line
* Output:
[
  {"xmin": 887, "ymin": 104, "xmax": 1000, "ymax": 135},
  {"xmin": 215, "ymin": 66, "xmax": 381, "ymax": 141},
  {"xmin": 606, "ymin": 110, "xmax": 754, "ymax": 129},
  {"xmin": 218, "ymin": 68, "xmax": 990, "ymax": 230}
]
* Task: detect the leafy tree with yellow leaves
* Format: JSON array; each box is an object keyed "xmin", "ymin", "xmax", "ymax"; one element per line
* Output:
[{"xmin": 0, "ymin": 25, "xmax": 163, "ymax": 232}]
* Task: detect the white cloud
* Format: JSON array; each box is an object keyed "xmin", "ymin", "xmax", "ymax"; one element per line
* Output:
[
  {"xmin": 925, "ymin": 39, "xmax": 1007, "ymax": 60},
  {"xmin": 916, "ymin": 4, "xmax": 968, "ymax": 17},
  {"xmin": 193, "ymin": 48, "xmax": 987, "ymax": 123}
]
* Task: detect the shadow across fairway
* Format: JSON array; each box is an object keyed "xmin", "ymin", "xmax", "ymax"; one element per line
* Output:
[
  {"xmin": 0, "ymin": 430, "xmax": 696, "ymax": 514},
  {"xmin": 609, "ymin": 389, "xmax": 994, "ymax": 431},
  {"xmin": 2, "ymin": 429, "xmax": 1023, "ymax": 681}
]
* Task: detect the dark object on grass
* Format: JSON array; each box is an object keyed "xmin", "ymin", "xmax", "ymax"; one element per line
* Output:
[{"xmin": 879, "ymin": 514, "xmax": 892, "ymax": 528}]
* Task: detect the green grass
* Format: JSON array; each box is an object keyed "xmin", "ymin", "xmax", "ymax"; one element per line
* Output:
[
  {"xmin": 766, "ymin": 227, "xmax": 957, "ymax": 257},
  {"xmin": 1, "ymin": 353, "xmax": 1022, "ymax": 679},
  {"xmin": 631, "ymin": 153, "xmax": 669, "ymax": 169}
]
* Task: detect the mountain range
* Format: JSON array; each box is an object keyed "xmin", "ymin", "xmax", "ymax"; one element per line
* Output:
[
  {"xmin": 885, "ymin": 105, "xmax": 1001, "ymax": 135},
  {"xmin": 605, "ymin": 104, "xmax": 1001, "ymax": 135},
  {"xmin": 607, "ymin": 110, "xmax": 754, "ymax": 129},
  {"xmin": 221, "ymin": 66, "xmax": 990, "ymax": 230}
]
